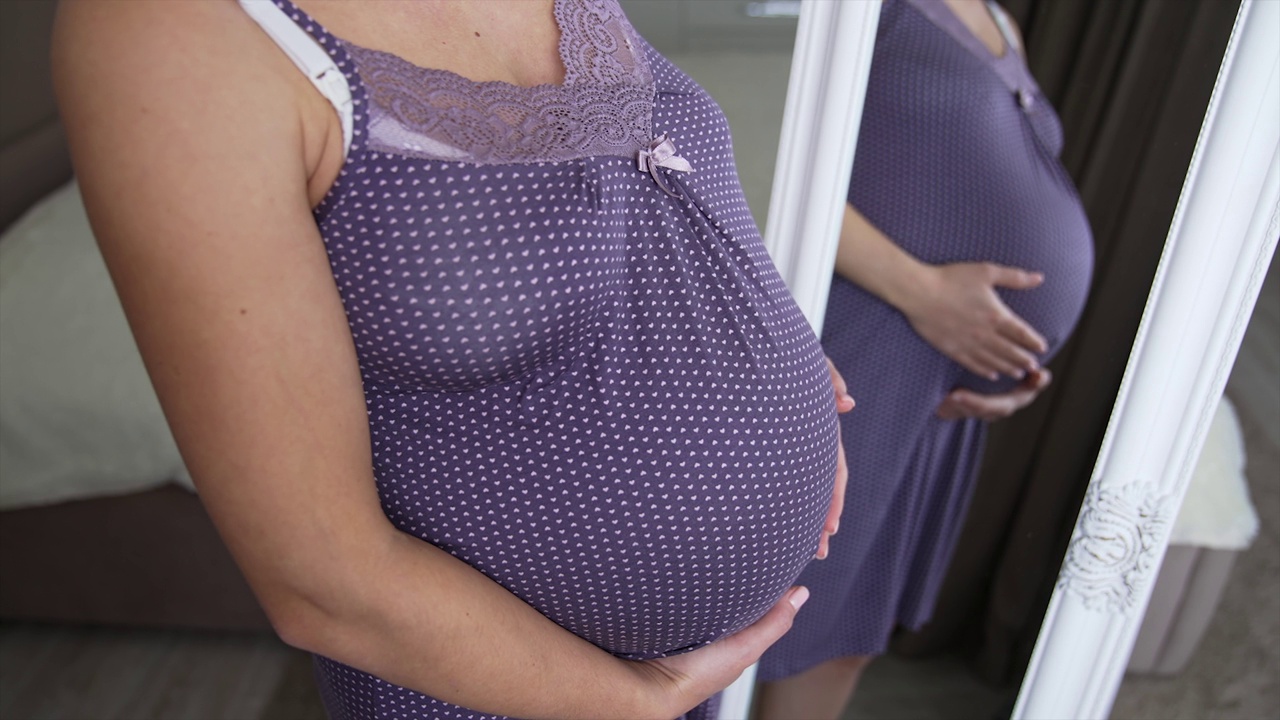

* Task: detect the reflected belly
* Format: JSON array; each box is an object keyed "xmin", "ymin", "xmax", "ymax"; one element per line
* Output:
[
  {"xmin": 952, "ymin": 211, "xmax": 1094, "ymax": 393},
  {"xmin": 882, "ymin": 180, "xmax": 1096, "ymax": 394},
  {"xmin": 369, "ymin": 352, "xmax": 839, "ymax": 658}
]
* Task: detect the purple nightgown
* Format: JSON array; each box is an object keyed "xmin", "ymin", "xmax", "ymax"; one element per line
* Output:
[
  {"xmin": 758, "ymin": 0, "xmax": 1093, "ymax": 680},
  {"xmin": 250, "ymin": 0, "xmax": 839, "ymax": 717}
]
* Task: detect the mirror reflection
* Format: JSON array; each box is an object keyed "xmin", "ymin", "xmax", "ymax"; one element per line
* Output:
[
  {"xmin": 748, "ymin": 1, "xmax": 1246, "ymax": 719},
  {"xmin": 756, "ymin": 0, "xmax": 1092, "ymax": 717}
]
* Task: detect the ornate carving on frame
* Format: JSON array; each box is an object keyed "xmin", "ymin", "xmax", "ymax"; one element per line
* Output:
[{"xmin": 1059, "ymin": 482, "xmax": 1176, "ymax": 614}]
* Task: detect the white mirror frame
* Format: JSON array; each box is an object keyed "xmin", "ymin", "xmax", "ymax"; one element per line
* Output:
[
  {"xmin": 720, "ymin": 1, "xmax": 882, "ymax": 716},
  {"xmin": 1016, "ymin": 0, "xmax": 1278, "ymax": 716},
  {"xmin": 725, "ymin": 0, "xmax": 1279, "ymax": 718}
]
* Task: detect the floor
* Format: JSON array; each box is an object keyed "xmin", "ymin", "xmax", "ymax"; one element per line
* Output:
[
  {"xmin": 0, "ymin": 623, "xmax": 302, "ymax": 720},
  {"xmin": 841, "ymin": 653, "xmax": 1009, "ymax": 720}
]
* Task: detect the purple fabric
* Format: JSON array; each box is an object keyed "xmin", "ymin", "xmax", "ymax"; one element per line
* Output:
[
  {"xmin": 758, "ymin": 0, "xmax": 1093, "ymax": 681},
  {"xmin": 260, "ymin": 0, "xmax": 839, "ymax": 717}
]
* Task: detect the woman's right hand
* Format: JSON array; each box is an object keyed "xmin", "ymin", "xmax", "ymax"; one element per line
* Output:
[
  {"xmin": 832, "ymin": 206, "xmax": 1046, "ymax": 382},
  {"xmin": 899, "ymin": 262, "xmax": 1049, "ymax": 381},
  {"xmin": 630, "ymin": 587, "xmax": 811, "ymax": 719}
]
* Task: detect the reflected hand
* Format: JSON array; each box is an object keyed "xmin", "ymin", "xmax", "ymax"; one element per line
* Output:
[
  {"xmin": 631, "ymin": 586, "xmax": 810, "ymax": 720},
  {"xmin": 936, "ymin": 368, "xmax": 1052, "ymax": 421},
  {"xmin": 819, "ymin": 358, "xmax": 854, "ymax": 559},
  {"xmin": 902, "ymin": 262, "xmax": 1049, "ymax": 381}
]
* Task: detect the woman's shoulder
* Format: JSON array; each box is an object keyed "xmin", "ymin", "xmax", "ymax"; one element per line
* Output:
[
  {"xmin": 55, "ymin": 0, "xmax": 280, "ymax": 82},
  {"xmin": 54, "ymin": 0, "xmax": 339, "ymax": 200}
]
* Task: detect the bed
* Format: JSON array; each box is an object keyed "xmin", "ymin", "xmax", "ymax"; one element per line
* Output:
[{"xmin": 0, "ymin": 0, "xmax": 271, "ymax": 632}]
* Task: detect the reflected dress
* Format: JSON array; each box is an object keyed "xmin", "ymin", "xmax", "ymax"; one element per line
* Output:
[
  {"xmin": 244, "ymin": 0, "xmax": 841, "ymax": 717},
  {"xmin": 759, "ymin": 0, "xmax": 1094, "ymax": 680}
]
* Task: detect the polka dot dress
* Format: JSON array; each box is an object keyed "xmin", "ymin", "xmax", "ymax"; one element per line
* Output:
[
  {"xmin": 258, "ymin": 1, "xmax": 839, "ymax": 717},
  {"xmin": 757, "ymin": 0, "xmax": 1094, "ymax": 681}
]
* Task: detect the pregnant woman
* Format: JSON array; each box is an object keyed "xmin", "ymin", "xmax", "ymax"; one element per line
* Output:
[
  {"xmin": 757, "ymin": 0, "xmax": 1094, "ymax": 717},
  {"xmin": 52, "ymin": 0, "xmax": 850, "ymax": 718}
]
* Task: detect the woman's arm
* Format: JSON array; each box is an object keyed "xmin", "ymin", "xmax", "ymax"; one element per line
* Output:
[
  {"xmin": 52, "ymin": 3, "xmax": 800, "ymax": 718},
  {"xmin": 833, "ymin": 203, "xmax": 1048, "ymax": 381}
]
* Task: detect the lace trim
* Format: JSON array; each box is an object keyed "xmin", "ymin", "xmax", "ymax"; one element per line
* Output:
[
  {"xmin": 556, "ymin": 0, "xmax": 651, "ymax": 87},
  {"xmin": 345, "ymin": 0, "xmax": 655, "ymax": 165}
]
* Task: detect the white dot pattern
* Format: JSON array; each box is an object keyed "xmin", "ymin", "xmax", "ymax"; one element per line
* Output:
[
  {"xmin": 264, "ymin": 1, "xmax": 840, "ymax": 717},
  {"xmin": 758, "ymin": 0, "xmax": 1094, "ymax": 682}
]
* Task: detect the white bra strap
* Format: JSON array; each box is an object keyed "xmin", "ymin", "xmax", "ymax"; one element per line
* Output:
[
  {"xmin": 985, "ymin": 1, "xmax": 1024, "ymax": 58},
  {"xmin": 238, "ymin": 0, "xmax": 353, "ymax": 158}
]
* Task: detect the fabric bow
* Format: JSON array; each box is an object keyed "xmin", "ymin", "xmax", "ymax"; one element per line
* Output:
[{"xmin": 637, "ymin": 135, "xmax": 693, "ymax": 198}]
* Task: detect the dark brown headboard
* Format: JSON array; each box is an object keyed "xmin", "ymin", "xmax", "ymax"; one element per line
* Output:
[{"xmin": 1, "ymin": 0, "xmax": 72, "ymax": 234}]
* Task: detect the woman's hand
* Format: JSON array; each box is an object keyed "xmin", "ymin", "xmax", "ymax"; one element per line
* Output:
[
  {"xmin": 827, "ymin": 356, "xmax": 856, "ymax": 415},
  {"xmin": 831, "ymin": 206, "xmax": 1045, "ymax": 382},
  {"xmin": 936, "ymin": 368, "xmax": 1052, "ymax": 421},
  {"xmin": 632, "ymin": 586, "xmax": 811, "ymax": 719},
  {"xmin": 818, "ymin": 358, "xmax": 854, "ymax": 559},
  {"xmin": 900, "ymin": 262, "xmax": 1049, "ymax": 381}
]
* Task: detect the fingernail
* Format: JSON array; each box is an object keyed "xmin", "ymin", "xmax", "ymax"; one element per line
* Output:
[
  {"xmin": 832, "ymin": 519, "xmax": 840, "ymax": 535},
  {"xmin": 789, "ymin": 586, "xmax": 810, "ymax": 610}
]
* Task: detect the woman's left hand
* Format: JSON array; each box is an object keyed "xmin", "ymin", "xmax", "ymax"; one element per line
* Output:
[
  {"xmin": 818, "ymin": 358, "xmax": 854, "ymax": 559},
  {"xmin": 935, "ymin": 368, "xmax": 1052, "ymax": 422}
]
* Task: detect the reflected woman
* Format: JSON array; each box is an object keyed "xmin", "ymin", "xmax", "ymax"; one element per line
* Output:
[{"xmin": 756, "ymin": 0, "xmax": 1094, "ymax": 717}]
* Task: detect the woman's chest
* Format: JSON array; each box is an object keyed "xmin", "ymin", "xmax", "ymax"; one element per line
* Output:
[{"xmin": 318, "ymin": 159, "xmax": 639, "ymax": 391}]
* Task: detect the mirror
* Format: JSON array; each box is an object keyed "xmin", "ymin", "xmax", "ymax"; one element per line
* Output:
[
  {"xmin": 747, "ymin": 1, "xmax": 1277, "ymax": 719},
  {"xmin": 1109, "ymin": 253, "xmax": 1278, "ymax": 719}
]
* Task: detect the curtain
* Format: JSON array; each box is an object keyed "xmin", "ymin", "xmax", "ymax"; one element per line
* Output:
[{"xmin": 889, "ymin": 0, "xmax": 1243, "ymax": 687}]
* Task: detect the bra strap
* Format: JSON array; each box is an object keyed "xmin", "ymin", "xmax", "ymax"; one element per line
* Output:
[
  {"xmin": 985, "ymin": 1, "xmax": 1024, "ymax": 58},
  {"xmin": 238, "ymin": 0, "xmax": 353, "ymax": 158}
]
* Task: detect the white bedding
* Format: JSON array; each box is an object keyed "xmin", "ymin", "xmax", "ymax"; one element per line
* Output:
[
  {"xmin": 0, "ymin": 181, "xmax": 194, "ymax": 510},
  {"xmin": 1169, "ymin": 395, "xmax": 1260, "ymax": 550}
]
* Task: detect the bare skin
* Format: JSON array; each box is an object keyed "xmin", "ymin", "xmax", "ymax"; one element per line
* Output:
[
  {"xmin": 820, "ymin": 360, "xmax": 856, "ymax": 559},
  {"xmin": 937, "ymin": 367, "xmax": 1052, "ymax": 421},
  {"xmin": 295, "ymin": 0, "xmax": 567, "ymax": 88},
  {"xmin": 52, "ymin": 1, "xmax": 847, "ymax": 718},
  {"xmin": 757, "ymin": 2, "xmax": 1048, "ymax": 718},
  {"xmin": 833, "ymin": 203, "xmax": 1048, "ymax": 384},
  {"xmin": 943, "ymin": 0, "xmax": 1011, "ymax": 56}
]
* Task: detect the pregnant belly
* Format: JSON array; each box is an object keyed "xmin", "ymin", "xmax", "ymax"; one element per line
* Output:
[
  {"xmin": 954, "ymin": 263, "xmax": 1093, "ymax": 394},
  {"xmin": 368, "ymin": 350, "xmax": 839, "ymax": 659},
  {"xmin": 946, "ymin": 207, "xmax": 1094, "ymax": 394}
]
